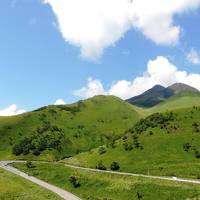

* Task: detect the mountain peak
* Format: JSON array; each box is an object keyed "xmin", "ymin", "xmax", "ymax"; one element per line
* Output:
[{"xmin": 168, "ymin": 83, "xmax": 199, "ymax": 94}]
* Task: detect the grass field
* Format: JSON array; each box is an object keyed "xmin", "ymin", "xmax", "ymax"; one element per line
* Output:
[
  {"xmin": 0, "ymin": 168, "xmax": 61, "ymax": 200},
  {"xmin": 64, "ymin": 106, "xmax": 200, "ymax": 179},
  {"xmin": 13, "ymin": 162, "xmax": 200, "ymax": 200}
]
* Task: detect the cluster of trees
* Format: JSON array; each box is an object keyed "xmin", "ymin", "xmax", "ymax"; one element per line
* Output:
[
  {"xmin": 123, "ymin": 134, "xmax": 143, "ymax": 151},
  {"xmin": 126, "ymin": 112, "xmax": 176, "ymax": 136},
  {"xmin": 13, "ymin": 123, "xmax": 65, "ymax": 156},
  {"xmin": 96, "ymin": 160, "xmax": 120, "ymax": 171}
]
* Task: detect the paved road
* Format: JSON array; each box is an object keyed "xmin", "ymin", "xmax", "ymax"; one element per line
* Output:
[
  {"xmin": 65, "ymin": 164, "xmax": 200, "ymax": 185},
  {"xmin": 0, "ymin": 161, "xmax": 81, "ymax": 200}
]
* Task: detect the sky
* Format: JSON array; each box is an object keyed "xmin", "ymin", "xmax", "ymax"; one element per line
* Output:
[{"xmin": 0, "ymin": 0, "xmax": 200, "ymax": 115}]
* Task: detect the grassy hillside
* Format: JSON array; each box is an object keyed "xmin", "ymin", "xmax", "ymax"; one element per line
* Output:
[
  {"xmin": 65, "ymin": 106, "xmax": 200, "ymax": 179},
  {"xmin": 0, "ymin": 168, "xmax": 61, "ymax": 200},
  {"xmin": 0, "ymin": 95, "xmax": 140, "ymax": 161},
  {"xmin": 13, "ymin": 162, "xmax": 200, "ymax": 200},
  {"xmin": 149, "ymin": 92, "xmax": 200, "ymax": 113}
]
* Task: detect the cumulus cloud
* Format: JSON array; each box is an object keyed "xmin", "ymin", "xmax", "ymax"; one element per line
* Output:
[
  {"xmin": 73, "ymin": 56, "xmax": 200, "ymax": 99},
  {"xmin": 187, "ymin": 48, "xmax": 200, "ymax": 64},
  {"xmin": 73, "ymin": 77, "xmax": 106, "ymax": 98},
  {"xmin": 0, "ymin": 104, "xmax": 26, "ymax": 116},
  {"xmin": 44, "ymin": 0, "xmax": 200, "ymax": 59},
  {"xmin": 54, "ymin": 99, "xmax": 66, "ymax": 105}
]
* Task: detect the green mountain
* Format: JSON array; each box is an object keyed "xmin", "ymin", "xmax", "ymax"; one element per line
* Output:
[
  {"xmin": 127, "ymin": 83, "xmax": 199, "ymax": 108},
  {"xmin": 0, "ymin": 95, "xmax": 140, "ymax": 161}
]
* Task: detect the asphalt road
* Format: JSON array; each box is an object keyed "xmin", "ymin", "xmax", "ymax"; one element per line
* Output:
[{"xmin": 0, "ymin": 161, "xmax": 81, "ymax": 200}]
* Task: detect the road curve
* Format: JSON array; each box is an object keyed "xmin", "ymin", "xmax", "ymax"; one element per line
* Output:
[
  {"xmin": 0, "ymin": 161, "xmax": 81, "ymax": 200},
  {"xmin": 65, "ymin": 164, "xmax": 200, "ymax": 185}
]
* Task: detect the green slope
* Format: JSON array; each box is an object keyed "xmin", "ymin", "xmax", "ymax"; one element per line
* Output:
[
  {"xmin": 0, "ymin": 95, "xmax": 140, "ymax": 161},
  {"xmin": 65, "ymin": 106, "xmax": 200, "ymax": 179},
  {"xmin": 0, "ymin": 168, "xmax": 60, "ymax": 200},
  {"xmin": 148, "ymin": 92, "xmax": 200, "ymax": 113}
]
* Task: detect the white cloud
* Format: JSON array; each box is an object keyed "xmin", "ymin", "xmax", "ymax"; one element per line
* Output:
[
  {"xmin": 0, "ymin": 104, "xmax": 26, "ymax": 116},
  {"xmin": 73, "ymin": 77, "xmax": 106, "ymax": 98},
  {"xmin": 44, "ymin": 0, "xmax": 200, "ymax": 59},
  {"xmin": 187, "ymin": 48, "xmax": 200, "ymax": 64},
  {"xmin": 73, "ymin": 56, "xmax": 200, "ymax": 99},
  {"xmin": 54, "ymin": 99, "xmax": 66, "ymax": 105}
]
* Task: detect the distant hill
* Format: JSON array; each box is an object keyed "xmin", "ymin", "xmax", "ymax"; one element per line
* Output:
[
  {"xmin": 127, "ymin": 83, "xmax": 199, "ymax": 108},
  {"xmin": 0, "ymin": 95, "xmax": 140, "ymax": 161},
  {"xmin": 168, "ymin": 83, "xmax": 199, "ymax": 94},
  {"xmin": 149, "ymin": 91, "xmax": 200, "ymax": 113}
]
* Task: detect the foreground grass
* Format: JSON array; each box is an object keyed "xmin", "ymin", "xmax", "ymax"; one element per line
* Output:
[
  {"xmin": 13, "ymin": 162, "xmax": 200, "ymax": 200},
  {"xmin": 0, "ymin": 168, "xmax": 61, "ymax": 200}
]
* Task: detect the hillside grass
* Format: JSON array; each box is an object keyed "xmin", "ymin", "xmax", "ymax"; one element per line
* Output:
[
  {"xmin": 148, "ymin": 92, "xmax": 200, "ymax": 114},
  {"xmin": 64, "ymin": 106, "xmax": 200, "ymax": 179},
  {"xmin": 13, "ymin": 162, "xmax": 200, "ymax": 200},
  {"xmin": 0, "ymin": 95, "xmax": 140, "ymax": 161},
  {"xmin": 0, "ymin": 168, "xmax": 61, "ymax": 200}
]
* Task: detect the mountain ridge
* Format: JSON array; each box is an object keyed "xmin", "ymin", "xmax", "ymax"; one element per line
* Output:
[{"xmin": 127, "ymin": 83, "xmax": 199, "ymax": 108}]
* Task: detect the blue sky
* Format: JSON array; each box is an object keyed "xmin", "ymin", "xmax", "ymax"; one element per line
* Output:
[{"xmin": 0, "ymin": 0, "xmax": 200, "ymax": 115}]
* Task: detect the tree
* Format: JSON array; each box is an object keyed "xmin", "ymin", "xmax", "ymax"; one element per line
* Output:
[{"xmin": 110, "ymin": 162, "xmax": 120, "ymax": 171}]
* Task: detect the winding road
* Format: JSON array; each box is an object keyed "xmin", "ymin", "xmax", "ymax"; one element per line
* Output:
[{"xmin": 0, "ymin": 161, "xmax": 81, "ymax": 200}]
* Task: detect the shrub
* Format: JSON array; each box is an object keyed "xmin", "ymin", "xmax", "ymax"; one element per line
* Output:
[
  {"xmin": 195, "ymin": 150, "xmax": 200, "ymax": 159},
  {"xmin": 26, "ymin": 161, "xmax": 35, "ymax": 168},
  {"xmin": 98, "ymin": 146, "xmax": 106, "ymax": 155},
  {"xmin": 123, "ymin": 142, "xmax": 133, "ymax": 151},
  {"xmin": 96, "ymin": 160, "xmax": 107, "ymax": 170},
  {"xmin": 110, "ymin": 162, "xmax": 120, "ymax": 171},
  {"xmin": 69, "ymin": 175, "xmax": 80, "ymax": 188},
  {"xmin": 183, "ymin": 143, "xmax": 191, "ymax": 152}
]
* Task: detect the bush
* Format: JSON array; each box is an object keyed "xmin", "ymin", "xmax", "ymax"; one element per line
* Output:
[
  {"xmin": 69, "ymin": 175, "xmax": 80, "ymax": 188},
  {"xmin": 110, "ymin": 162, "xmax": 120, "ymax": 171},
  {"xmin": 96, "ymin": 160, "xmax": 107, "ymax": 170},
  {"xmin": 183, "ymin": 143, "xmax": 191, "ymax": 152},
  {"xmin": 26, "ymin": 161, "xmax": 35, "ymax": 168},
  {"xmin": 98, "ymin": 146, "xmax": 106, "ymax": 155},
  {"xmin": 123, "ymin": 142, "xmax": 133, "ymax": 151},
  {"xmin": 195, "ymin": 150, "xmax": 200, "ymax": 158}
]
